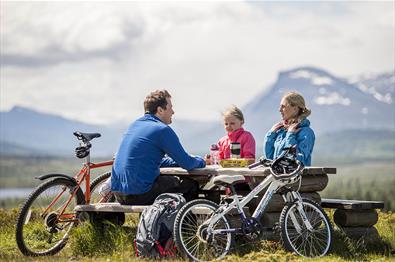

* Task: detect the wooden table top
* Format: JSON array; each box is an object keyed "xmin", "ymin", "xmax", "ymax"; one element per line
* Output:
[{"xmin": 160, "ymin": 166, "xmax": 336, "ymax": 177}]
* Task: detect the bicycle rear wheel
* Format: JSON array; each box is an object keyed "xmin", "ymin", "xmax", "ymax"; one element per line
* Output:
[
  {"xmin": 173, "ymin": 199, "xmax": 233, "ymax": 262},
  {"xmin": 90, "ymin": 171, "xmax": 115, "ymax": 203},
  {"xmin": 280, "ymin": 198, "xmax": 333, "ymax": 257},
  {"xmin": 15, "ymin": 178, "xmax": 85, "ymax": 256}
]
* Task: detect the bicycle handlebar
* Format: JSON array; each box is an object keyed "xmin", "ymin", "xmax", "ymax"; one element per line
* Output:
[
  {"xmin": 248, "ymin": 145, "xmax": 304, "ymax": 180},
  {"xmin": 248, "ymin": 157, "xmax": 272, "ymax": 169}
]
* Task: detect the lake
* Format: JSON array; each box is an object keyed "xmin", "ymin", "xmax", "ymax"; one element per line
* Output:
[{"xmin": 0, "ymin": 188, "xmax": 34, "ymax": 199}]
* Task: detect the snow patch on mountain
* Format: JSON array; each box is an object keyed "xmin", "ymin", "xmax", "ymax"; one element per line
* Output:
[
  {"xmin": 356, "ymin": 82, "xmax": 392, "ymax": 104},
  {"xmin": 314, "ymin": 92, "xmax": 351, "ymax": 106},
  {"xmin": 289, "ymin": 70, "xmax": 334, "ymax": 86},
  {"xmin": 349, "ymin": 72, "xmax": 394, "ymax": 104}
]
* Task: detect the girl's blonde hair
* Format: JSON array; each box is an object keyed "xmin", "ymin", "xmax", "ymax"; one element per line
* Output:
[
  {"xmin": 283, "ymin": 92, "xmax": 311, "ymax": 123},
  {"xmin": 222, "ymin": 105, "xmax": 244, "ymax": 124}
]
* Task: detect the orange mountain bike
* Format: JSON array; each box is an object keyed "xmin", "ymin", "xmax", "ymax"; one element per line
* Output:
[{"xmin": 15, "ymin": 131, "xmax": 115, "ymax": 256}]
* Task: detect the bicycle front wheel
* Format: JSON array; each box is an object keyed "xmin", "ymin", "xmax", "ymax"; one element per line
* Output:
[
  {"xmin": 174, "ymin": 199, "xmax": 233, "ymax": 262},
  {"xmin": 15, "ymin": 178, "xmax": 85, "ymax": 256},
  {"xmin": 280, "ymin": 198, "xmax": 333, "ymax": 257}
]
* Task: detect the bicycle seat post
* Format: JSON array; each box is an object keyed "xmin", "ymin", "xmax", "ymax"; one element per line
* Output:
[{"xmin": 228, "ymin": 185, "xmax": 238, "ymax": 196}]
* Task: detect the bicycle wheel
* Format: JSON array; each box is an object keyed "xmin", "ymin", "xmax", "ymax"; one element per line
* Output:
[
  {"xmin": 280, "ymin": 198, "xmax": 333, "ymax": 257},
  {"xmin": 90, "ymin": 171, "xmax": 115, "ymax": 203},
  {"xmin": 16, "ymin": 178, "xmax": 85, "ymax": 256},
  {"xmin": 174, "ymin": 199, "xmax": 233, "ymax": 262}
]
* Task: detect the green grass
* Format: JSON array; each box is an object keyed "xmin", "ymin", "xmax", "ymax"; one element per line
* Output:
[{"xmin": 0, "ymin": 208, "xmax": 394, "ymax": 261}]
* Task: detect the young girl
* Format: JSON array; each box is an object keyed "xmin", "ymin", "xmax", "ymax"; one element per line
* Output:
[{"xmin": 217, "ymin": 105, "xmax": 256, "ymax": 160}]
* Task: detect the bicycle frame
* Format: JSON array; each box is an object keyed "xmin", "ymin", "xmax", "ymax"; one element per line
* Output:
[
  {"xmin": 205, "ymin": 173, "xmax": 302, "ymax": 235},
  {"xmin": 43, "ymin": 155, "xmax": 113, "ymax": 223}
]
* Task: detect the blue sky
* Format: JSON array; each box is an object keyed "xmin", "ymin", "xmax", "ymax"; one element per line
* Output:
[{"xmin": 1, "ymin": 1, "xmax": 394, "ymax": 124}]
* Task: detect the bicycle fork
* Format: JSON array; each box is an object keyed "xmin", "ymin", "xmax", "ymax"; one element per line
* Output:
[{"xmin": 283, "ymin": 192, "xmax": 314, "ymax": 233}]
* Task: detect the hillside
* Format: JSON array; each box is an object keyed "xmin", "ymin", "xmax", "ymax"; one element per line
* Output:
[
  {"xmin": 314, "ymin": 129, "xmax": 395, "ymax": 163},
  {"xmin": 1, "ymin": 66, "xmax": 394, "ymax": 157}
]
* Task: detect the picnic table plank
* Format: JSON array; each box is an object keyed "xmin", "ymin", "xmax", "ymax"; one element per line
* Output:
[{"xmin": 160, "ymin": 166, "xmax": 336, "ymax": 177}]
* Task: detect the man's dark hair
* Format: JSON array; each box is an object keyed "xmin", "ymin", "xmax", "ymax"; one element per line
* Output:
[{"xmin": 144, "ymin": 90, "xmax": 172, "ymax": 114}]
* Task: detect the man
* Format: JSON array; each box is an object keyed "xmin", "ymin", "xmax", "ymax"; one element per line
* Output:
[{"xmin": 111, "ymin": 90, "xmax": 205, "ymax": 205}]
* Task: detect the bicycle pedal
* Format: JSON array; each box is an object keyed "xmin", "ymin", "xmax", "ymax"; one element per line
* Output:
[{"xmin": 272, "ymin": 223, "xmax": 280, "ymax": 233}]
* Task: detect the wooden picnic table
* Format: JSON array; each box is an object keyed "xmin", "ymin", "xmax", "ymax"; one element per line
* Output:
[
  {"xmin": 160, "ymin": 165, "xmax": 337, "ymax": 238},
  {"xmin": 160, "ymin": 165, "xmax": 336, "ymax": 191},
  {"xmin": 76, "ymin": 165, "xmax": 383, "ymax": 241}
]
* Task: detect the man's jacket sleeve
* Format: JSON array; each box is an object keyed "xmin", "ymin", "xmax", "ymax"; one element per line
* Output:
[
  {"xmin": 160, "ymin": 156, "xmax": 179, "ymax": 167},
  {"xmin": 160, "ymin": 126, "xmax": 206, "ymax": 170}
]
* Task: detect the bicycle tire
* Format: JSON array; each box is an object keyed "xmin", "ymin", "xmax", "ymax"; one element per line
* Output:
[
  {"xmin": 174, "ymin": 199, "xmax": 233, "ymax": 262},
  {"xmin": 279, "ymin": 198, "xmax": 333, "ymax": 257},
  {"xmin": 90, "ymin": 171, "xmax": 115, "ymax": 203},
  {"xmin": 15, "ymin": 178, "xmax": 85, "ymax": 256}
]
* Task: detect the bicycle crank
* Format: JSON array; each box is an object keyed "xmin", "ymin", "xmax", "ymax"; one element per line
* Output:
[{"xmin": 241, "ymin": 217, "xmax": 263, "ymax": 240}]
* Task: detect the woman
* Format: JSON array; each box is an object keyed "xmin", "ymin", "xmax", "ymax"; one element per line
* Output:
[{"xmin": 264, "ymin": 92, "xmax": 314, "ymax": 166}]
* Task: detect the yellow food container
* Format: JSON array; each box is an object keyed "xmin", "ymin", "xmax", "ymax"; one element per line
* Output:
[{"xmin": 219, "ymin": 158, "xmax": 255, "ymax": 168}]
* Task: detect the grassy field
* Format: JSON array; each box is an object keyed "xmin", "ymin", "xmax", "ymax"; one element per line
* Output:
[
  {"xmin": 1, "ymin": 156, "xmax": 394, "ymax": 261},
  {"xmin": 0, "ymin": 208, "xmax": 393, "ymax": 261}
]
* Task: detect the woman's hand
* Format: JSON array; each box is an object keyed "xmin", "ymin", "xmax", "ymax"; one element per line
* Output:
[
  {"xmin": 288, "ymin": 123, "xmax": 300, "ymax": 133},
  {"xmin": 270, "ymin": 122, "xmax": 284, "ymax": 132}
]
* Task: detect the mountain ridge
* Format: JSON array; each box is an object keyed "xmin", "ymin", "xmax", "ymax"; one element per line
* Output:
[{"xmin": 1, "ymin": 66, "xmax": 394, "ymax": 157}]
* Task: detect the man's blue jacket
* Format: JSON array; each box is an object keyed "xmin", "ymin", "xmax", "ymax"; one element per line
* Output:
[
  {"xmin": 111, "ymin": 114, "xmax": 205, "ymax": 195},
  {"xmin": 264, "ymin": 118, "xmax": 315, "ymax": 166}
]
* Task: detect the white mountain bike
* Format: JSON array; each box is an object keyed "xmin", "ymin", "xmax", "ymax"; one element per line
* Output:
[{"xmin": 173, "ymin": 146, "xmax": 333, "ymax": 261}]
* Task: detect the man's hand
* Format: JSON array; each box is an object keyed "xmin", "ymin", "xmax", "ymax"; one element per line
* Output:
[
  {"xmin": 270, "ymin": 122, "xmax": 284, "ymax": 132},
  {"xmin": 288, "ymin": 123, "xmax": 300, "ymax": 133}
]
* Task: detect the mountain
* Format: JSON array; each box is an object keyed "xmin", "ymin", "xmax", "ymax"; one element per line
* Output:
[
  {"xmin": 241, "ymin": 67, "xmax": 395, "ymax": 144},
  {"xmin": 0, "ymin": 106, "xmax": 213, "ymax": 157},
  {"xmin": 1, "ymin": 66, "xmax": 394, "ymax": 158},
  {"xmin": 0, "ymin": 141, "xmax": 46, "ymax": 156},
  {"xmin": 351, "ymin": 72, "xmax": 395, "ymax": 104},
  {"xmin": 0, "ymin": 106, "xmax": 124, "ymax": 157}
]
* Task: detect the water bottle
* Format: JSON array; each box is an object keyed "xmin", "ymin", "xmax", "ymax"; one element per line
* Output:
[{"xmin": 210, "ymin": 144, "xmax": 219, "ymax": 165}]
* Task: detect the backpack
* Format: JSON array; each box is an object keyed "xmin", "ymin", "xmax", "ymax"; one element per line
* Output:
[{"xmin": 134, "ymin": 193, "xmax": 186, "ymax": 258}]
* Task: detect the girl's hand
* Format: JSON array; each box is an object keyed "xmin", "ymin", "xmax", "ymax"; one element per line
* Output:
[
  {"xmin": 204, "ymin": 154, "xmax": 211, "ymax": 165},
  {"xmin": 270, "ymin": 122, "xmax": 284, "ymax": 132}
]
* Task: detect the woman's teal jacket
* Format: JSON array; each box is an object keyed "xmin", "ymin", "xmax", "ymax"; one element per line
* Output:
[{"xmin": 264, "ymin": 119, "xmax": 315, "ymax": 166}]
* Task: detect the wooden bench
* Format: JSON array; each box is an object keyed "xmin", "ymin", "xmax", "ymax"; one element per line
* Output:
[
  {"xmin": 74, "ymin": 203, "xmax": 148, "ymax": 225},
  {"xmin": 75, "ymin": 203, "xmax": 147, "ymax": 213},
  {"xmin": 321, "ymin": 198, "xmax": 384, "ymax": 240}
]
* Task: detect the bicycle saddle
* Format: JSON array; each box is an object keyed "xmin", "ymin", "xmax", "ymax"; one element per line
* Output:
[
  {"xmin": 73, "ymin": 131, "xmax": 101, "ymax": 142},
  {"xmin": 213, "ymin": 175, "xmax": 245, "ymax": 186}
]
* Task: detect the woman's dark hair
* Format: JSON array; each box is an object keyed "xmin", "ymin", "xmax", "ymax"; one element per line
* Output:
[{"xmin": 144, "ymin": 90, "xmax": 171, "ymax": 114}]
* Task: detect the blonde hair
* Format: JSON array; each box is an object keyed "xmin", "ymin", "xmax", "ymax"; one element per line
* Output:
[
  {"xmin": 283, "ymin": 92, "xmax": 311, "ymax": 123},
  {"xmin": 222, "ymin": 105, "xmax": 245, "ymax": 124}
]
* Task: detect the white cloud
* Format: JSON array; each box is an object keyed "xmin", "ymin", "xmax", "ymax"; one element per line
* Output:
[{"xmin": 1, "ymin": 1, "xmax": 394, "ymax": 124}]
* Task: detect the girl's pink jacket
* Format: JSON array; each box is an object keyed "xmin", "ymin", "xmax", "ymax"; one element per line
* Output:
[{"xmin": 217, "ymin": 128, "xmax": 256, "ymax": 160}]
